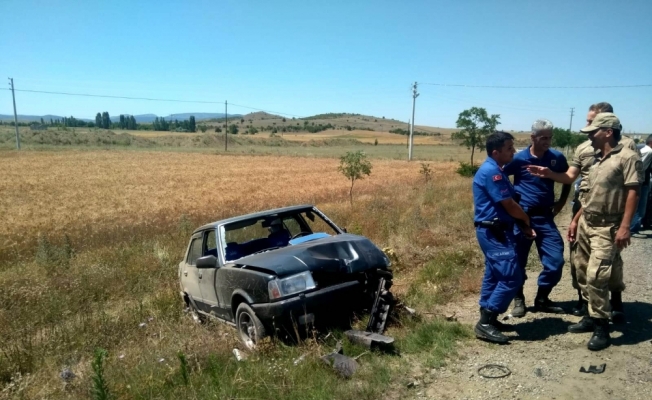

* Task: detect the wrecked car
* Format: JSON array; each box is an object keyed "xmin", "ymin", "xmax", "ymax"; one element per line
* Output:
[{"xmin": 178, "ymin": 204, "xmax": 393, "ymax": 349}]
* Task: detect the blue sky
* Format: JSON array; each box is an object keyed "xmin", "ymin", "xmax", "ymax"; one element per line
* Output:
[{"xmin": 1, "ymin": 0, "xmax": 651, "ymax": 132}]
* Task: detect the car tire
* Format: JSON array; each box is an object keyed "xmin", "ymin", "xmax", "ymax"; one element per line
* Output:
[{"xmin": 235, "ymin": 302, "xmax": 266, "ymax": 350}]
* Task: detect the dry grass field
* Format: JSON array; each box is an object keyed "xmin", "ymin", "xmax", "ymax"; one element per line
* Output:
[{"xmin": 0, "ymin": 149, "xmax": 484, "ymax": 399}]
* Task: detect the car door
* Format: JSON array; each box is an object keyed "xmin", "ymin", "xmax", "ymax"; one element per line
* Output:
[
  {"xmin": 198, "ymin": 229, "xmax": 230, "ymax": 319},
  {"xmin": 180, "ymin": 233, "xmax": 204, "ymax": 310}
]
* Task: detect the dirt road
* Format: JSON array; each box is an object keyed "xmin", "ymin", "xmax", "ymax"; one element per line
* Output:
[{"xmin": 414, "ymin": 229, "xmax": 652, "ymax": 400}]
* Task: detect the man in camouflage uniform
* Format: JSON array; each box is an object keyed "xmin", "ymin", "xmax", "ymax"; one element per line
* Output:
[
  {"xmin": 530, "ymin": 102, "xmax": 639, "ymax": 321},
  {"xmin": 531, "ymin": 113, "xmax": 641, "ymax": 350}
]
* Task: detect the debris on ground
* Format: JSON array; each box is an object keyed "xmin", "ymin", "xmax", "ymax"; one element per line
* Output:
[
  {"xmin": 321, "ymin": 352, "xmax": 359, "ymax": 379},
  {"xmin": 580, "ymin": 364, "xmax": 606, "ymax": 374},
  {"xmin": 59, "ymin": 368, "xmax": 75, "ymax": 382},
  {"xmin": 345, "ymin": 329, "xmax": 395, "ymax": 350},
  {"xmin": 233, "ymin": 349, "xmax": 246, "ymax": 362},
  {"xmin": 293, "ymin": 354, "xmax": 306, "ymax": 366}
]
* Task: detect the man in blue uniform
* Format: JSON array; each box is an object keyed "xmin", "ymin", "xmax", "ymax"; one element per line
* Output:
[
  {"xmin": 504, "ymin": 120, "xmax": 571, "ymax": 317},
  {"xmin": 474, "ymin": 131, "xmax": 536, "ymax": 343}
]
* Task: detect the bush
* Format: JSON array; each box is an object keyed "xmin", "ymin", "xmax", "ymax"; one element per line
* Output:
[{"xmin": 456, "ymin": 162, "xmax": 479, "ymax": 177}]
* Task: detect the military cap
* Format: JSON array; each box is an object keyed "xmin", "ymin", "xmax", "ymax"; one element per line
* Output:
[{"xmin": 580, "ymin": 112, "xmax": 621, "ymax": 133}]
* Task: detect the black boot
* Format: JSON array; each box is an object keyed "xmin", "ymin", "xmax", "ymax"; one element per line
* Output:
[
  {"xmin": 572, "ymin": 289, "xmax": 587, "ymax": 316},
  {"xmin": 568, "ymin": 315, "xmax": 595, "ymax": 333},
  {"xmin": 475, "ymin": 308, "xmax": 510, "ymax": 344},
  {"xmin": 488, "ymin": 309, "xmax": 516, "ymax": 332},
  {"xmin": 587, "ymin": 318, "xmax": 611, "ymax": 351},
  {"xmin": 511, "ymin": 287, "xmax": 526, "ymax": 318},
  {"xmin": 610, "ymin": 291, "xmax": 626, "ymax": 324},
  {"xmin": 533, "ymin": 286, "xmax": 565, "ymax": 313}
]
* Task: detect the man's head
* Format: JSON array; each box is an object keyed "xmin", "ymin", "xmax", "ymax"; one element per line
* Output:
[
  {"xmin": 268, "ymin": 219, "xmax": 284, "ymax": 234},
  {"xmin": 580, "ymin": 112, "xmax": 621, "ymax": 149},
  {"xmin": 646, "ymin": 134, "xmax": 652, "ymax": 147},
  {"xmin": 587, "ymin": 102, "xmax": 614, "ymax": 126},
  {"xmin": 486, "ymin": 131, "xmax": 515, "ymax": 165},
  {"xmin": 530, "ymin": 119, "xmax": 553, "ymax": 152}
]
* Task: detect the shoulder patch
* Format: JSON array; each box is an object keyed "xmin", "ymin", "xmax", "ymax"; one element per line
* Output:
[
  {"xmin": 493, "ymin": 174, "xmax": 502, "ymax": 181},
  {"xmin": 551, "ymin": 160, "xmax": 557, "ymax": 167}
]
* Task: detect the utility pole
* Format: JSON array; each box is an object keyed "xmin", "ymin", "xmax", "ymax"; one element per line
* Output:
[
  {"xmin": 409, "ymin": 82, "xmax": 419, "ymax": 161},
  {"xmin": 225, "ymin": 100, "xmax": 228, "ymax": 152},
  {"xmin": 569, "ymin": 107, "xmax": 575, "ymax": 132},
  {"xmin": 9, "ymin": 78, "xmax": 20, "ymax": 150},
  {"xmin": 406, "ymin": 118, "xmax": 410, "ymax": 149}
]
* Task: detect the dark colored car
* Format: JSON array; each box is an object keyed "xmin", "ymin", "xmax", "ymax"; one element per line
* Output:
[{"xmin": 178, "ymin": 204, "xmax": 393, "ymax": 349}]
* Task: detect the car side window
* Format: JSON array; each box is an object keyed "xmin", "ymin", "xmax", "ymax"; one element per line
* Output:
[
  {"xmin": 187, "ymin": 237, "xmax": 203, "ymax": 265},
  {"xmin": 204, "ymin": 230, "xmax": 217, "ymax": 257},
  {"xmin": 282, "ymin": 216, "xmax": 303, "ymax": 237}
]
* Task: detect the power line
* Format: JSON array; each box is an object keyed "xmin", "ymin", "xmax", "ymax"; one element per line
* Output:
[
  {"xmin": 0, "ymin": 87, "xmax": 305, "ymax": 118},
  {"xmin": 420, "ymin": 82, "xmax": 652, "ymax": 89}
]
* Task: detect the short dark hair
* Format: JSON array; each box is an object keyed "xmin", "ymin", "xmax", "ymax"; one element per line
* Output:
[
  {"xmin": 612, "ymin": 128, "xmax": 621, "ymax": 142},
  {"xmin": 486, "ymin": 131, "xmax": 515, "ymax": 156},
  {"xmin": 589, "ymin": 102, "xmax": 614, "ymax": 113},
  {"xmin": 646, "ymin": 134, "xmax": 652, "ymax": 145}
]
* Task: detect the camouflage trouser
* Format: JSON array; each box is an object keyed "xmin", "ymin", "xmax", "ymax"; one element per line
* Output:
[
  {"xmin": 570, "ymin": 199, "xmax": 625, "ymax": 293},
  {"xmin": 574, "ymin": 215, "xmax": 621, "ymax": 319},
  {"xmin": 571, "ymin": 242, "xmax": 624, "ymax": 292}
]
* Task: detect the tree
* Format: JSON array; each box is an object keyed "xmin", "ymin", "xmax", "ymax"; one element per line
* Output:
[
  {"xmin": 96, "ymin": 113, "xmax": 102, "ymax": 128},
  {"xmin": 101, "ymin": 112, "xmax": 111, "ymax": 129},
  {"xmin": 338, "ymin": 150, "xmax": 372, "ymax": 205},
  {"xmin": 189, "ymin": 116, "xmax": 196, "ymax": 133},
  {"xmin": 451, "ymin": 107, "xmax": 500, "ymax": 167},
  {"xmin": 229, "ymin": 124, "xmax": 239, "ymax": 135}
]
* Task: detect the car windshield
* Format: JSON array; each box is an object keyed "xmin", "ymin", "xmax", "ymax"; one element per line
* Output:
[{"xmin": 220, "ymin": 209, "xmax": 340, "ymax": 261}]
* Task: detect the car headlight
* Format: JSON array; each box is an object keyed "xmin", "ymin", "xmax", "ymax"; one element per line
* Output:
[{"xmin": 268, "ymin": 271, "xmax": 316, "ymax": 300}]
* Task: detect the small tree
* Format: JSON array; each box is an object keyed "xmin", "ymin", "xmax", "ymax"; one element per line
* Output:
[
  {"xmin": 338, "ymin": 150, "xmax": 372, "ymax": 205},
  {"xmin": 451, "ymin": 107, "xmax": 500, "ymax": 167},
  {"xmin": 229, "ymin": 124, "xmax": 239, "ymax": 135}
]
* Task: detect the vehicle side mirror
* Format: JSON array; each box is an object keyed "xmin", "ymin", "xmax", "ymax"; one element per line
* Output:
[{"xmin": 196, "ymin": 255, "xmax": 218, "ymax": 269}]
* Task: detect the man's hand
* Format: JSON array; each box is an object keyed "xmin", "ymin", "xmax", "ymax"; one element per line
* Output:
[
  {"xmin": 522, "ymin": 225, "xmax": 537, "ymax": 240},
  {"xmin": 526, "ymin": 165, "xmax": 552, "ymax": 178},
  {"xmin": 567, "ymin": 220, "xmax": 578, "ymax": 243},
  {"xmin": 553, "ymin": 201, "xmax": 565, "ymax": 216},
  {"xmin": 615, "ymin": 226, "xmax": 631, "ymax": 250}
]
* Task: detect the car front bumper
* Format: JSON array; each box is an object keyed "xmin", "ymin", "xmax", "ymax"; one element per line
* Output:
[{"xmin": 251, "ymin": 280, "xmax": 361, "ymax": 320}]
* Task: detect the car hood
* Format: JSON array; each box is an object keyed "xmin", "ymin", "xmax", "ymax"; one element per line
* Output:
[{"xmin": 232, "ymin": 234, "xmax": 390, "ymax": 277}]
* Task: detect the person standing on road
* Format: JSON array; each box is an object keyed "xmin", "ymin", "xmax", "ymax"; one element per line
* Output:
[
  {"xmin": 503, "ymin": 119, "xmax": 571, "ymax": 318},
  {"xmin": 528, "ymin": 102, "xmax": 639, "ymax": 321},
  {"xmin": 630, "ymin": 134, "xmax": 652, "ymax": 237},
  {"xmin": 530, "ymin": 113, "xmax": 641, "ymax": 350},
  {"xmin": 473, "ymin": 131, "xmax": 536, "ymax": 344}
]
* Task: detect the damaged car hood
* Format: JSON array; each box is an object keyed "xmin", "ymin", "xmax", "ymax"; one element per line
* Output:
[{"xmin": 231, "ymin": 234, "xmax": 390, "ymax": 277}]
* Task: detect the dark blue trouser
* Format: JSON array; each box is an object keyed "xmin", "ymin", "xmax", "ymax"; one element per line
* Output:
[
  {"xmin": 515, "ymin": 215, "xmax": 565, "ymax": 289},
  {"xmin": 477, "ymin": 227, "xmax": 522, "ymax": 314}
]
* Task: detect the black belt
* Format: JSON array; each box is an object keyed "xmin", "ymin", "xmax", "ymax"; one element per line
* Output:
[
  {"xmin": 474, "ymin": 219, "xmax": 513, "ymax": 230},
  {"xmin": 525, "ymin": 206, "xmax": 553, "ymax": 217}
]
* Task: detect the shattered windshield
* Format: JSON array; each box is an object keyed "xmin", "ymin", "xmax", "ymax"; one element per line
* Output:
[{"xmin": 220, "ymin": 209, "xmax": 339, "ymax": 261}]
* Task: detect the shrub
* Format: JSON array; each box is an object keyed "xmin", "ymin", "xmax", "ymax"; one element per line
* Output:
[{"xmin": 456, "ymin": 161, "xmax": 479, "ymax": 177}]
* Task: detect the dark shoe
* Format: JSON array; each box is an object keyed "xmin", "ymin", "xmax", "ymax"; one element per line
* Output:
[
  {"xmin": 475, "ymin": 308, "xmax": 509, "ymax": 344},
  {"xmin": 533, "ymin": 286, "xmax": 564, "ymax": 314},
  {"xmin": 572, "ymin": 300, "xmax": 588, "ymax": 316},
  {"xmin": 568, "ymin": 315, "xmax": 595, "ymax": 333},
  {"xmin": 587, "ymin": 318, "xmax": 611, "ymax": 351},
  {"xmin": 511, "ymin": 288, "xmax": 526, "ymax": 318},
  {"xmin": 534, "ymin": 297, "xmax": 565, "ymax": 314}
]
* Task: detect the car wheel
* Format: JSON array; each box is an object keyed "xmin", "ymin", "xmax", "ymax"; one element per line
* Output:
[{"xmin": 236, "ymin": 302, "xmax": 266, "ymax": 350}]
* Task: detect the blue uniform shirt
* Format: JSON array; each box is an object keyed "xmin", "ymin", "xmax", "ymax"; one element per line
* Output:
[
  {"xmin": 503, "ymin": 147, "xmax": 569, "ymax": 209},
  {"xmin": 473, "ymin": 157, "xmax": 516, "ymax": 223}
]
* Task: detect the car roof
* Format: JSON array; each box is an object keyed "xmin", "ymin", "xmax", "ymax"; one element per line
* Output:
[{"xmin": 193, "ymin": 204, "xmax": 316, "ymax": 233}]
